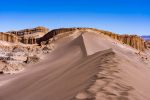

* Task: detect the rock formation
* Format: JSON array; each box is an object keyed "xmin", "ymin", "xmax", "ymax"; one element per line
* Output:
[
  {"xmin": 0, "ymin": 32, "xmax": 18, "ymax": 43},
  {"xmin": 91, "ymin": 29, "xmax": 145, "ymax": 51},
  {"xmin": 8, "ymin": 26, "xmax": 49, "ymax": 36},
  {"xmin": 8, "ymin": 26, "xmax": 49, "ymax": 44},
  {"xmin": 20, "ymin": 37, "xmax": 36, "ymax": 44},
  {"xmin": 0, "ymin": 27, "xmax": 146, "ymax": 51},
  {"xmin": 37, "ymin": 28, "xmax": 77, "ymax": 44},
  {"xmin": 37, "ymin": 28, "xmax": 145, "ymax": 51},
  {"xmin": 25, "ymin": 55, "xmax": 40, "ymax": 64}
]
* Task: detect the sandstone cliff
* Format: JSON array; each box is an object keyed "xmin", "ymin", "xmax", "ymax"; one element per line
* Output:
[
  {"xmin": 92, "ymin": 29, "xmax": 145, "ymax": 51},
  {"xmin": 37, "ymin": 28, "xmax": 145, "ymax": 51},
  {"xmin": 0, "ymin": 27, "xmax": 146, "ymax": 51},
  {"xmin": 37, "ymin": 28, "xmax": 77, "ymax": 44},
  {"xmin": 8, "ymin": 26, "xmax": 49, "ymax": 36},
  {"xmin": 0, "ymin": 32, "xmax": 18, "ymax": 43},
  {"xmin": 8, "ymin": 26, "xmax": 49, "ymax": 44}
]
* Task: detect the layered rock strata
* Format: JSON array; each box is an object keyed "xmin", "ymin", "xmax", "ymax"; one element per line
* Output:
[
  {"xmin": 37, "ymin": 28, "xmax": 145, "ymax": 51},
  {"xmin": 8, "ymin": 26, "xmax": 49, "ymax": 44},
  {"xmin": 8, "ymin": 26, "xmax": 49, "ymax": 36},
  {"xmin": 0, "ymin": 32, "xmax": 18, "ymax": 43}
]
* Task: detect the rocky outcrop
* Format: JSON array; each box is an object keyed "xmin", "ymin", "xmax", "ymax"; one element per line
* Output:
[
  {"xmin": 119, "ymin": 35, "xmax": 145, "ymax": 51},
  {"xmin": 0, "ymin": 32, "xmax": 18, "ymax": 43},
  {"xmin": 0, "ymin": 27, "xmax": 146, "ymax": 50},
  {"xmin": 20, "ymin": 37, "xmax": 36, "ymax": 44},
  {"xmin": 90, "ymin": 29, "xmax": 145, "ymax": 51},
  {"xmin": 37, "ymin": 28, "xmax": 145, "ymax": 51},
  {"xmin": 37, "ymin": 28, "xmax": 77, "ymax": 44},
  {"xmin": 8, "ymin": 26, "xmax": 49, "ymax": 44},
  {"xmin": 25, "ymin": 55, "xmax": 40, "ymax": 64},
  {"xmin": 8, "ymin": 26, "xmax": 49, "ymax": 36}
]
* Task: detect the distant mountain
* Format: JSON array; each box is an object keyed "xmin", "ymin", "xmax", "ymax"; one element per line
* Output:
[{"xmin": 141, "ymin": 36, "xmax": 150, "ymax": 40}]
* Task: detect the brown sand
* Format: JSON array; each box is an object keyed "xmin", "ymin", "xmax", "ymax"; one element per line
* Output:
[{"xmin": 0, "ymin": 31, "xmax": 150, "ymax": 100}]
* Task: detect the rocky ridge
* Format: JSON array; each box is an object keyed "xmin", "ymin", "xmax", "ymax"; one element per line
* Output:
[
  {"xmin": 0, "ymin": 27, "xmax": 146, "ymax": 51},
  {"xmin": 38, "ymin": 28, "xmax": 145, "ymax": 51},
  {"xmin": 0, "ymin": 27, "xmax": 148, "ymax": 74},
  {"xmin": 0, "ymin": 32, "xmax": 18, "ymax": 43},
  {"xmin": 8, "ymin": 26, "xmax": 49, "ymax": 44},
  {"xmin": 0, "ymin": 43, "xmax": 54, "ymax": 74}
]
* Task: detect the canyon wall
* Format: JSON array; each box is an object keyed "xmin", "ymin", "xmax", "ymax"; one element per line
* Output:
[
  {"xmin": 8, "ymin": 26, "xmax": 49, "ymax": 44},
  {"xmin": 37, "ymin": 28, "xmax": 145, "ymax": 51},
  {"xmin": 0, "ymin": 27, "xmax": 146, "ymax": 50},
  {"xmin": 37, "ymin": 28, "xmax": 76, "ymax": 44},
  {"xmin": 20, "ymin": 37, "xmax": 36, "ymax": 44},
  {"xmin": 8, "ymin": 26, "xmax": 49, "ymax": 36},
  {"xmin": 91, "ymin": 29, "xmax": 145, "ymax": 51},
  {"xmin": 0, "ymin": 32, "xmax": 18, "ymax": 43}
]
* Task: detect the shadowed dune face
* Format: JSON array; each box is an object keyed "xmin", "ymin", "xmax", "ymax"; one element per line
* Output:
[
  {"xmin": 0, "ymin": 31, "xmax": 150, "ymax": 100},
  {"xmin": 0, "ymin": 34, "xmax": 113, "ymax": 100}
]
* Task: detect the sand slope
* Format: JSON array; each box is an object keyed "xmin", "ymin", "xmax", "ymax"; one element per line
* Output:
[{"xmin": 0, "ymin": 31, "xmax": 150, "ymax": 100}]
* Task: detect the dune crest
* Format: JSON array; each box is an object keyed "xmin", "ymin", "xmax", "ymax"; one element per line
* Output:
[{"xmin": 0, "ymin": 30, "xmax": 150, "ymax": 100}]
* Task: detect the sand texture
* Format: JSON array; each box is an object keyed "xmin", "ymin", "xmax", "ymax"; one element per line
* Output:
[{"xmin": 0, "ymin": 31, "xmax": 150, "ymax": 100}]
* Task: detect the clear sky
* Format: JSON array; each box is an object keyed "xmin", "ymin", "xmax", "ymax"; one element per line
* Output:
[{"xmin": 0, "ymin": 0, "xmax": 150, "ymax": 35}]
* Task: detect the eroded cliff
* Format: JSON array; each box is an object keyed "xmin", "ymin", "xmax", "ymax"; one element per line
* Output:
[
  {"xmin": 8, "ymin": 26, "xmax": 49, "ymax": 44},
  {"xmin": 0, "ymin": 27, "xmax": 147, "ymax": 51},
  {"xmin": 0, "ymin": 32, "xmax": 18, "ymax": 43},
  {"xmin": 37, "ymin": 28, "xmax": 145, "ymax": 51}
]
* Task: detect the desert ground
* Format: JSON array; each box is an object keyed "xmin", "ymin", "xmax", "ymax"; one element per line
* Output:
[{"xmin": 0, "ymin": 27, "xmax": 150, "ymax": 100}]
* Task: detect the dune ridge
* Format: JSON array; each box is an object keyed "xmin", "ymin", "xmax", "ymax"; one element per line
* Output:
[
  {"xmin": 75, "ymin": 52, "xmax": 137, "ymax": 100},
  {"xmin": 0, "ymin": 33, "xmax": 114, "ymax": 100},
  {"xmin": 0, "ymin": 31, "xmax": 150, "ymax": 100}
]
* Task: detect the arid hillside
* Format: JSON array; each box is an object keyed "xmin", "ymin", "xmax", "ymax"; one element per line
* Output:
[
  {"xmin": 7, "ymin": 26, "xmax": 49, "ymax": 44},
  {"xmin": 38, "ymin": 28, "xmax": 145, "ymax": 51},
  {"xmin": 0, "ymin": 32, "xmax": 18, "ymax": 43},
  {"xmin": 0, "ymin": 27, "xmax": 147, "ymax": 51},
  {"xmin": 0, "ymin": 30, "xmax": 149, "ymax": 100},
  {"xmin": 8, "ymin": 26, "xmax": 49, "ymax": 37},
  {"xmin": 0, "ymin": 27, "xmax": 149, "ymax": 74}
]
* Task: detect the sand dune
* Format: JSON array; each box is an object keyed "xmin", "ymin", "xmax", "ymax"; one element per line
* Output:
[{"xmin": 0, "ymin": 31, "xmax": 150, "ymax": 100}]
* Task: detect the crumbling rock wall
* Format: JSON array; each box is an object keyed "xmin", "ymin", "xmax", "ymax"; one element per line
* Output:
[
  {"xmin": 37, "ymin": 28, "xmax": 77, "ymax": 44},
  {"xmin": 90, "ymin": 29, "xmax": 145, "ymax": 51},
  {"xmin": 20, "ymin": 37, "xmax": 36, "ymax": 44},
  {"xmin": 0, "ymin": 27, "xmax": 146, "ymax": 51},
  {"xmin": 8, "ymin": 26, "xmax": 49, "ymax": 36},
  {"xmin": 7, "ymin": 26, "xmax": 49, "ymax": 44},
  {"xmin": 37, "ymin": 28, "xmax": 145, "ymax": 51},
  {"xmin": 0, "ymin": 32, "xmax": 18, "ymax": 43}
]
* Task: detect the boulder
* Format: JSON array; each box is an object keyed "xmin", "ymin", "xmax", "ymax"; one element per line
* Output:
[{"xmin": 25, "ymin": 55, "xmax": 40, "ymax": 64}]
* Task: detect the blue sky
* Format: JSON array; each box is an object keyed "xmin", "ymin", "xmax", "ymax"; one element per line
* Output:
[{"xmin": 0, "ymin": 0, "xmax": 150, "ymax": 35}]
